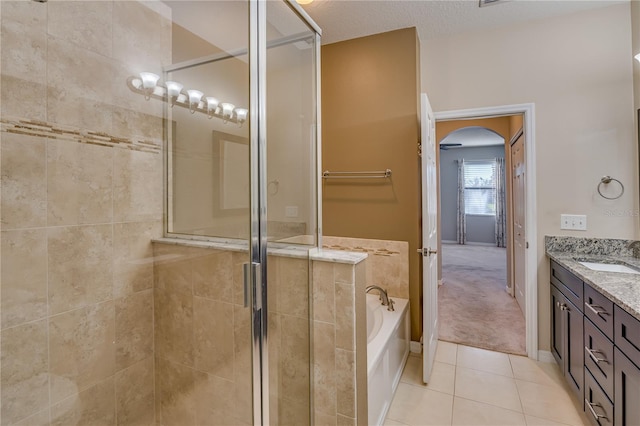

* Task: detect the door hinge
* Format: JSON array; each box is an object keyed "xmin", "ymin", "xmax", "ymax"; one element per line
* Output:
[{"xmin": 526, "ymin": 242, "xmax": 529, "ymax": 249}]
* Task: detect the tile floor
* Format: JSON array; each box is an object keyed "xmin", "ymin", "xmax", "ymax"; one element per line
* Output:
[{"xmin": 384, "ymin": 341, "xmax": 590, "ymax": 426}]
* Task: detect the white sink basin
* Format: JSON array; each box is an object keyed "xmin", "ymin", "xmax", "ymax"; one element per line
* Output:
[{"xmin": 578, "ymin": 261, "xmax": 640, "ymax": 275}]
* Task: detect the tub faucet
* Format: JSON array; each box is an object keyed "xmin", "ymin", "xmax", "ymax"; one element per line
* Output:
[
  {"xmin": 366, "ymin": 285, "xmax": 395, "ymax": 311},
  {"xmin": 627, "ymin": 240, "xmax": 640, "ymax": 258}
]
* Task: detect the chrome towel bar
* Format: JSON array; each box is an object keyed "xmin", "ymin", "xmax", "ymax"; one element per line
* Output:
[{"xmin": 322, "ymin": 169, "xmax": 392, "ymax": 179}]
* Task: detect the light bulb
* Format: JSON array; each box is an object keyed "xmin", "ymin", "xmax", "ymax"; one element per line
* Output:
[
  {"xmin": 139, "ymin": 72, "xmax": 159, "ymax": 100},
  {"xmin": 206, "ymin": 97, "xmax": 219, "ymax": 118},
  {"xmin": 235, "ymin": 108, "xmax": 248, "ymax": 124},
  {"xmin": 187, "ymin": 90, "xmax": 203, "ymax": 114},
  {"xmin": 220, "ymin": 103, "xmax": 235, "ymax": 118},
  {"xmin": 139, "ymin": 72, "xmax": 159, "ymax": 89},
  {"xmin": 165, "ymin": 81, "xmax": 183, "ymax": 107}
]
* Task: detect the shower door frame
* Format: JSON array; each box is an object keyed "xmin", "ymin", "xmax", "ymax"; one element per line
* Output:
[{"xmin": 161, "ymin": 1, "xmax": 322, "ymax": 424}]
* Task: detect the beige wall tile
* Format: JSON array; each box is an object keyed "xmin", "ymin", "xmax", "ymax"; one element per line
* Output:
[
  {"xmin": 193, "ymin": 372, "xmax": 235, "ymax": 425},
  {"xmin": 154, "ymin": 284, "xmax": 194, "ymax": 366},
  {"xmin": 13, "ymin": 408, "xmax": 49, "ymax": 426},
  {"xmin": 113, "ymin": 149, "xmax": 163, "ymax": 222},
  {"xmin": 1, "ymin": 229, "xmax": 47, "ymax": 329},
  {"xmin": 1, "ymin": 132, "xmax": 46, "ymax": 229},
  {"xmin": 112, "ymin": 1, "xmax": 172, "ymax": 71},
  {"xmin": 278, "ymin": 397, "xmax": 310, "ymax": 426},
  {"xmin": 334, "ymin": 263, "xmax": 354, "ymax": 285},
  {"xmin": 277, "ymin": 257, "xmax": 309, "ymax": 318},
  {"xmin": 193, "ymin": 297, "xmax": 234, "ymax": 379},
  {"xmin": 154, "ymin": 255, "xmax": 192, "ymax": 295},
  {"xmin": 47, "ymin": 1, "xmax": 112, "ymax": 57},
  {"xmin": 155, "ymin": 357, "xmax": 196, "ymax": 426},
  {"xmin": 335, "ymin": 349, "xmax": 356, "ymax": 418},
  {"xmin": 315, "ymin": 411, "xmax": 337, "ymax": 426},
  {"xmin": 47, "ymin": 140, "xmax": 113, "ymax": 226},
  {"xmin": 337, "ymin": 414, "xmax": 357, "ymax": 426},
  {"xmin": 267, "ymin": 255, "xmax": 279, "ymax": 313},
  {"xmin": 1, "ymin": 75, "xmax": 47, "ymax": 121},
  {"xmin": 112, "ymin": 107, "xmax": 164, "ymax": 145},
  {"xmin": 192, "ymin": 250, "xmax": 234, "ymax": 303},
  {"xmin": 114, "ymin": 221, "xmax": 161, "ymax": 298},
  {"xmin": 233, "ymin": 305, "xmax": 253, "ymax": 425},
  {"xmin": 116, "ymin": 290, "xmax": 154, "ymax": 371},
  {"xmin": 49, "ymin": 302, "xmax": 116, "ymax": 404},
  {"xmin": 115, "ymin": 358, "xmax": 155, "ymax": 426},
  {"xmin": 1, "ymin": 6, "xmax": 46, "ymax": 81},
  {"xmin": 232, "ymin": 252, "xmax": 248, "ymax": 306},
  {"xmin": 313, "ymin": 321, "xmax": 336, "ymax": 415},
  {"xmin": 50, "ymin": 378, "xmax": 115, "ymax": 426},
  {"xmin": 47, "ymin": 224, "xmax": 113, "ymax": 315},
  {"xmin": 335, "ymin": 283, "xmax": 355, "ymax": 351},
  {"xmin": 268, "ymin": 313, "xmax": 281, "ymax": 419},
  {"xmin": 312, "ymin": 261, "xmax": 335, "ymax": 323},
  {"xmin": 1, "ymin": 320, "xmax": 49, "ymax": 425},
  {"xmin": 280, "ymin": 315, "xmax": 310, "ymax": 405},
  {"xmin": 1, "ymin": 0, "xmax": 46, "ymax": 28}
]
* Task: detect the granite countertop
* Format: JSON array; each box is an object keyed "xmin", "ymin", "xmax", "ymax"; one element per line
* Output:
[{"xmin": 545, "ymin": 236, "xmax": 640, "ymax": 322}]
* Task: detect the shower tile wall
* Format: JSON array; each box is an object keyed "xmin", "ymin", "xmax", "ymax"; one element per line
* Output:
[
  {"xmin": 151, "ymin": 243, "xmax": 312, "ymax": 426},
  {"xmin": 312, "ymin": 259, "xmax": 368, "ymax": 426},
  {"xmin": 0, "ymin": 1, "xmax": 168, "ymax": 425}
]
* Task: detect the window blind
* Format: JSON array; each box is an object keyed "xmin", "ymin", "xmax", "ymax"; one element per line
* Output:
[{"xmin": 464, "ymin": 160, "xmax": 496, "ymax": 215}]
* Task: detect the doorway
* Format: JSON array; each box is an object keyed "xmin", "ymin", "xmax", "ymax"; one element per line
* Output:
[{"xmin": 433, "ymin": 104, "xmax": 538, "ymax": 359}]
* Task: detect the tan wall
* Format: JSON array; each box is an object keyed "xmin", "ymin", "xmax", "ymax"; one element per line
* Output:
[
  {"xmin": 422, "ymin": 4, "xmax": 637, "ymax": 351},
  {"xmin": 632, "ymin": 1, "xmax": 640, "ymax": 200},
  {"xmin": 321, "ymin": 28, "xmax": 422, "ymax": 341},
  {"xmin": 0, "ymin": 1, "xmax": 168, "ymax": 424}
]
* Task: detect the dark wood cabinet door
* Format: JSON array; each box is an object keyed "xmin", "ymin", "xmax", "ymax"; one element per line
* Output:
[
  {"xmin": 551, "ymin": 284, "xmax": 565, "ymax": 366},
  {"xmin": 566, "ymin": 297, "xmax": 584, "ymax": 399},
  {"xmin": 614, "ymin": 348, "xmax": 640, "ymax": 426}
]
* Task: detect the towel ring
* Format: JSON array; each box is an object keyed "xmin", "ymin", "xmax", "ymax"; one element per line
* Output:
[{"xmin": 597, "ymin": 176, "xmax": 624, "ymax": 200}]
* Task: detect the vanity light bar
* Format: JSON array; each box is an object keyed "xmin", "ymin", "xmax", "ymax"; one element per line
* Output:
[{"xmin": 127, "ymin": 73, "xmax": 248, "ymax": 126}]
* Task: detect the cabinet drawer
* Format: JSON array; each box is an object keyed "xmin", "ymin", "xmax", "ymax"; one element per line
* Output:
[
  {"xmin": 584, "ymin": 284, "xmax": 614, "ymax": 337},
  {"xmin": 584, "ymin": 318, "xmax": 614, "ymax": 401},
  {"xmin": 551, "ymin": 261, "xmax": 583, "ymax": 312},
  {"xmin": 584, "ymin": 369, "xmax": 614, "ymax": 426},
  {"xmin": 614, "ymin": 305, "xmax": 640, "ymax": 366}
]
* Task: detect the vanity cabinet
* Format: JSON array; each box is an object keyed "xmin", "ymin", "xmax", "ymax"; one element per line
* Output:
[
  {"xmin": 550, "ymin": 261, "xmax": 584, "ymax": 399},
  {"xmin": 549, "ymin": 260, "xmax": 640, "ymax": 426}
]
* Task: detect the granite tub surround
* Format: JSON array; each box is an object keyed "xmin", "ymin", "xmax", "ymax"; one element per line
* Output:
[
  {"xmin": 0, "ymin": 0, "xmax": 169, "ymax": 424},
  {"xmin": 545, "ymin": 236, "xmax": 640, "ymax": 321}
]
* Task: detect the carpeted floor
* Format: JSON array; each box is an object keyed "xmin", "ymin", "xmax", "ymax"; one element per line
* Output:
[{"xmin": 438, "ymin": 243, "xmax": 526, "ymax": 355}]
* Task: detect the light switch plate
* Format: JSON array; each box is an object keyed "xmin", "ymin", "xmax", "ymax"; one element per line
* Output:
[{"xmin": 561, "ymin": 214, "xmax": 587, "ymax": 231}]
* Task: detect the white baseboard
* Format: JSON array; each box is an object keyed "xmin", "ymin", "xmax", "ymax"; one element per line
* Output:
[
  {"xmin": 410, "ymin": 341, "xmax": 422, "ymax": 354},
  {"xmin": 537, "ymin": 350, "xmax": 556, "ymax": 363}
]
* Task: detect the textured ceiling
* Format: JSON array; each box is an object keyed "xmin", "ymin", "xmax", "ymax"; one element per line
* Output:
[{"xmin": 300, "ymin": 0, "xmax": 628, "ymax": 45}]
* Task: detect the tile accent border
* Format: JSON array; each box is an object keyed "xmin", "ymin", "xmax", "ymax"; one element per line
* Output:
[{"xmin": 1, "ymin": 117, "xmax": 161, "ymax": 154}]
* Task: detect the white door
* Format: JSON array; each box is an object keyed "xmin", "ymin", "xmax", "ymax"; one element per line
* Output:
[
  {"xmin": 420, "ymin": 93, "xmax": 438, "ymax": 383},
  {"xmin": 512, "ymin": 133, "xmax": 526, "ymax": 314}
]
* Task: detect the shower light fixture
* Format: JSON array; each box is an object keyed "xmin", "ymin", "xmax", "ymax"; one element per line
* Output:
[
  {"xmin": 206, "ymin": 97, "xmax": 219, "ymax": 118},
  {"xmin": 235, "ymin": 108, "xmax": 248, "ymax": 125},
  {"xmin": 165, "ymin": 81, "xmax": 183, "ymax": 106},
  {"xmin": 187, "ymin": 90, "xmax": 203, "ymax": 114},
  {"xmin": 220, "ymin": 103, "xmax": 235, "ymax": 122},
  {"xmin": 139, "ymin": 72, "xmax": 159, "ymax": 100},
  {"xmin": 129, "ymin": 73, "xmax": 246, "ymax": 124}
]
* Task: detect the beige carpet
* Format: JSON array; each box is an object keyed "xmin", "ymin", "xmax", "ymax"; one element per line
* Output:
[{"xmin": 438, "ymin": 243, "xmax": 526, "ymax": 355}]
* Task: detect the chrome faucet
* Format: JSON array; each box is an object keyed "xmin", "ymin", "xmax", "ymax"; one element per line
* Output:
[
  {"xmin": 366, "ymin": 285, "xmax": 395, "ymax": 311},
  {"xmin": 627, "ymin": 240, "xmax": 640, "ymax": 258}
]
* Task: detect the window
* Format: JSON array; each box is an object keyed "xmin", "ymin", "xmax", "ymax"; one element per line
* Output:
[{"xmin": 464, "ymin": 160, "xmax": 496, "ymax": 215}]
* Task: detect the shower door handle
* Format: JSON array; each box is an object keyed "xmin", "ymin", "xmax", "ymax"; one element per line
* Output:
[{"xmin": 243, "ymin": 262, "xmax": 262, "ymax": 309}]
